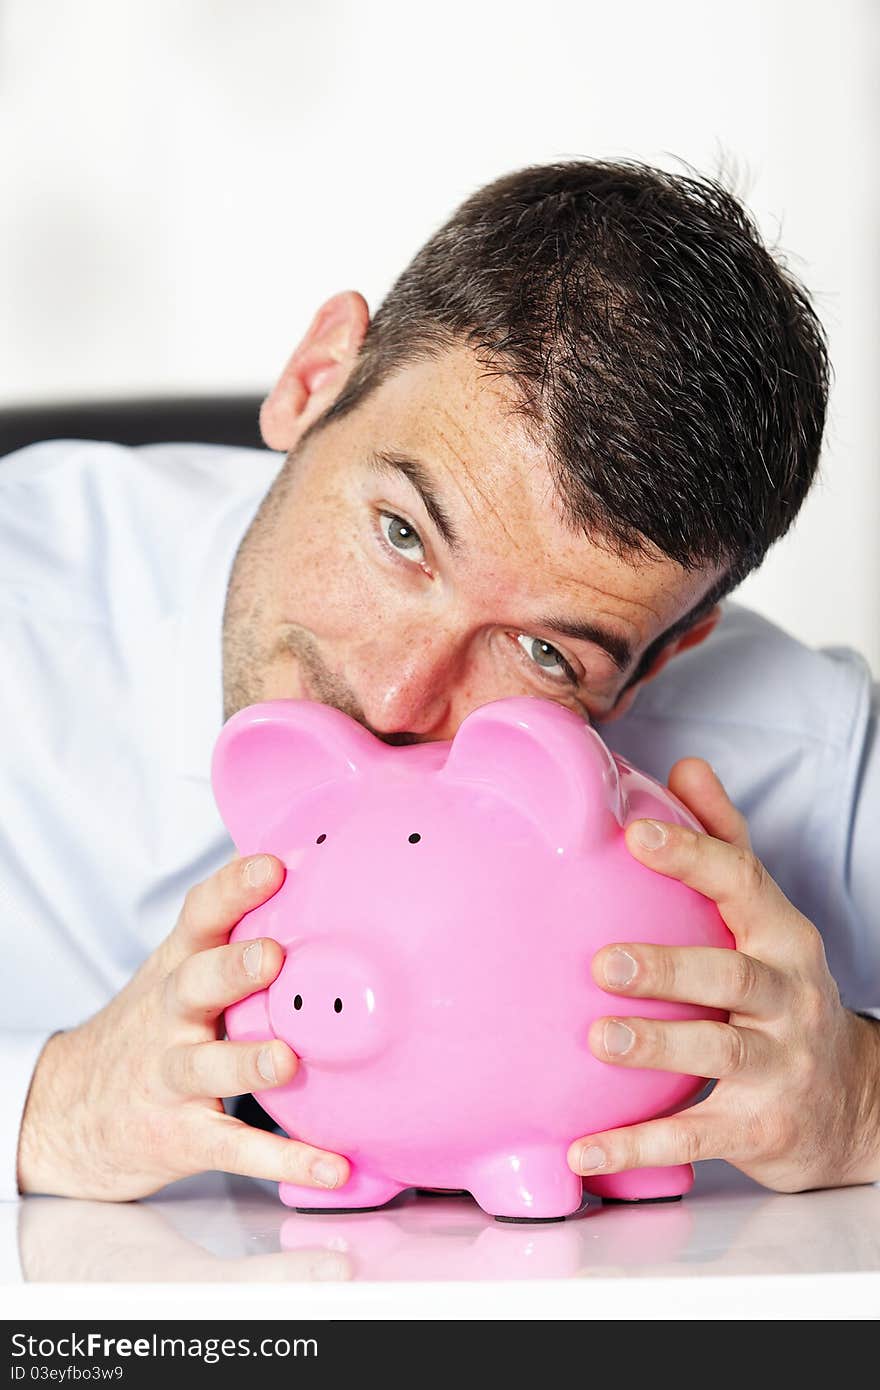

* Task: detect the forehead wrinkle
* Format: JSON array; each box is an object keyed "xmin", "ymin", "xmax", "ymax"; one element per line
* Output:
[
  {"xmin": 430, "ymin": 425, "xmax": 662, "ymax": 634},
  {"xmin": 429, "ymin": 424, "xmax": 526, "ymax": 554},
  {"xmin": 559, "ymin": 579, "xmax": 666, "ymax": 638},
  {"xmin": 425, "ymin": 364, "xmax": 564, "ymax": 556},
  {"xmin": 431, "ymin": 431, "xmax": 668, "ymax": 620},
  {"xmin": 411, "ymin": 364, "xmax": 678, "ymax": 633}
]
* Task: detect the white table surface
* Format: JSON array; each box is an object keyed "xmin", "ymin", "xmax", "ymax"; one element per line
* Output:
[{"xmin": 5, "ymin": 1160, "xmax": 880, "ymax": 1319}]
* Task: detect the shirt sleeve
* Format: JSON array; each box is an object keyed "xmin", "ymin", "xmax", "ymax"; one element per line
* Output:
[{"xmin": 846, "ymin": 676, "xmax": 880, "ymax": 1019}]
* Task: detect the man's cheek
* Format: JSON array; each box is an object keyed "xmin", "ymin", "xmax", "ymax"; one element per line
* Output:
[{"xmin": 301, "ymin": 546, "xmax": 395, "ymax": 637}]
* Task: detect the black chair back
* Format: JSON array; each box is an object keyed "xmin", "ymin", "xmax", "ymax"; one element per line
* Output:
[{"xmin": 0, "ymin": 396, "xmax": 265, "ymax": 457}]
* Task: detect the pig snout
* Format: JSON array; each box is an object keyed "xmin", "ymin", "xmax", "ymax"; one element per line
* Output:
[{"xmin": 267, "ymin": 938, "xmax": 391, "ymax": 1067}]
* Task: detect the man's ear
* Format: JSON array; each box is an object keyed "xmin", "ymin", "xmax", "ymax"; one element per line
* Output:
[
  {"xmin": 259, "ymin": 290, "xmax": 370, "ymax": 452},
  {"xmin": 601, "ymin": 604, "xmax": 723, "ymax": 723}
]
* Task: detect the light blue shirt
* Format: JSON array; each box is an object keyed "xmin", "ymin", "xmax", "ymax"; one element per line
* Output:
[{"xmin": 1, "ymin": 439, "xmax": 877, "ymax": 1206}]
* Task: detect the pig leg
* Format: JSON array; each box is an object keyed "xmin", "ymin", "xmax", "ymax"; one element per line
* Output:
[
  {"xmin": 467, "ymin": 1148, "xmax": 585, "ymax": 1222},
  {"xmin": 280, "ymin": 1166, "xmax": 405, "ymax": 1213},
  {"xmin": 582, "ymin": 1162, "xmax": 694, "ymax": 1202}
]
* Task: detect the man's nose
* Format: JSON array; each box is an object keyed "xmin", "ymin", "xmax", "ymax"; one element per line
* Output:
[{"xmin": 351, "ymin": 633, "xmax": 465, "ymax": 742}]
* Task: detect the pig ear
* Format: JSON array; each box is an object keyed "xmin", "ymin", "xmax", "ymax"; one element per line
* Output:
[
  {"xmin": 211, "ymin": 699, "xmax": 380, "ymax": 852},
  {"xmin": 439, "ymin": 696, "xmax": 624, "ymax": 847}
]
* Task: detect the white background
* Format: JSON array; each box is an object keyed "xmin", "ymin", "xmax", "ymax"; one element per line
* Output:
[{"xmin": 1, "ymin": 0, "xmax": 877, "ymax": 670}]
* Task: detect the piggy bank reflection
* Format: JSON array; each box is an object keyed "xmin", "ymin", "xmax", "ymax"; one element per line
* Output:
[{"xmin": 213, "ymin": 696, "xmax": 732, "ymax": 1221}]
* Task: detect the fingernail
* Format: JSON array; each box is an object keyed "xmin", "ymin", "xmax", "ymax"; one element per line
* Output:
[
  {"xmin": 604, "ymin": 948, "xmax": 637, "ymax": 988},
  {"xmin": 578, "ymin": 1144, "xmax": 607, "ymax": 1172},
  {"xmin": 603, "ymin": 1020, "xmax": 635, "ymax": 1056},
  {"xmin": 634, "ymin": 819, "xmax": 668, "ymax": 850},
  {"xmin": 243, "ymin": 941, "xmax": 263, "ymax": 979},
  {"xmin": 245, "ymin": 855, "xmax": 272, "ymax": 888},
  {"xmin": 257, "ymin": 1045, "xmax": 277, "ymax": 1084},
  {"xmin": 311, "ymin": 1160, "xmax": 342, "ymax": 1189}
]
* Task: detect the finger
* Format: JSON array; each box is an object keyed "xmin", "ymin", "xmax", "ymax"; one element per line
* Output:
[
  {"xmin": 666, "ymin": 757, "xmax": 751, "ymax": 850},
  {"xmin": 162, "ymin": 1039, "xmax": 298, "ymax": 1099},
  {"xmin": 567, "ymin": 1105, "xmax": 727, "ymax": 1178},
  {"xmin": 191, "ymin": 1112, "xmax": 351, "ymax": 1191},
  {"xmin": 623, "ymin": 819, "xmax": 808, "ymax": 958},
  {"xmin": 588, "ymin": 1015, "xmax": 774, "ymax": 1080},
  {"xmin": 172, "ymin": 855, "xmax": 286, "ymax": 957},
  {"xmin": 592, "ymin": 942, "xmax": 789, "ymax": 1018},
  {"xmin": 168, "ymin": 937, "xmax": 285, "ymax": 1022}
]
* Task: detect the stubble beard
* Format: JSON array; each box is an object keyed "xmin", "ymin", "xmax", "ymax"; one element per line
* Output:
[{"xmin": 221, "ymin": 459, "xmax": 295, "ymax": 723}]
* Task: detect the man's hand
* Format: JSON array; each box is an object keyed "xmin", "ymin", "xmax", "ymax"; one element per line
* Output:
[
  {"xmin": 17, "ymin": 855, "xmax": 350, "ymax": 1200},
  {"xmin": 567, "ymin": 759, "xmax": 880, "ymax": 1193}
]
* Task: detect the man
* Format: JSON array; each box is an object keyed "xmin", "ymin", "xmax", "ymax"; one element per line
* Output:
[{"xmin": 4, "ymin": 161, "xmax": 878, "ymax": 1206}]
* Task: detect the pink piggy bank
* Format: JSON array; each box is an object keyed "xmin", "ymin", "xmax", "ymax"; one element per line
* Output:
[{"xmin": 213, "ymin": 695, "xmax": 733, "ymax": 1221}]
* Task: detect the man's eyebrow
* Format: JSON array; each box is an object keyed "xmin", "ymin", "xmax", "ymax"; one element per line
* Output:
[
  {"xmin": 534, "ymin": 614, "xmax": 633, "ymax": 673},
  {"xmin": 366, "ymin": 449, "xmax": 633, "ymax": 672},
  {"xmin": 367, "ymin": 450, "xmax": 463, "ymax": 554}
]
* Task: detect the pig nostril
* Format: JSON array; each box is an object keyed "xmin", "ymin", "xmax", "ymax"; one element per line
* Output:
[
  {"xmin": 334, "ymin": 998, "xmax": 343, "ymax": 1013},
  {"xmin": 315, "ymin": 834, "xmax": 326, "ymax": 844},
  {"xmin": 408, "ymin": 833, "xmax": 421, "ymax": 844},
  {"xmin": 293, "ymin": 994, "xmax": 303, "ymax": 1010}
]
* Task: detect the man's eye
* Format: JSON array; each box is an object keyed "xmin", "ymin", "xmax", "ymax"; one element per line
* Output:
[
  {"xmin": 378, "ymin": 511, "xmax": 426, "ymax": 561},
  {"xmin": 516, "ymin": 633, "xmax": 577, "ymax": 685}
]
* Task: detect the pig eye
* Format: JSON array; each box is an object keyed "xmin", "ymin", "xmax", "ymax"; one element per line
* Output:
[
  {"xmin": 293, "ymin": 994, "xmax": 303, "ymax": 1010},
  {"xmin": 334, "ymin": 997, "xmax": 343, "ymax": 1013},
  {"xmin": 316, "ymin": 834, "xmax": 326, "ymax": 844},
  {"xmin": 408, "ymin": 833, "xmax": 421, "ymax": 844}
]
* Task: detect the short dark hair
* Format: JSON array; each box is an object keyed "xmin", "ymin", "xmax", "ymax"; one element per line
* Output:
[{"xmin": 317, "ymin": 160, "xmax": 829, "ymax": 687}]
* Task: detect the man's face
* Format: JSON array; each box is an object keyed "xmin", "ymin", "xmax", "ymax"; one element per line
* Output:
[{"xmin": 223, "ymin": 344, "xmax": 719, "ymax": 742}]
